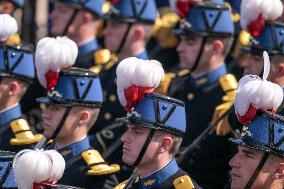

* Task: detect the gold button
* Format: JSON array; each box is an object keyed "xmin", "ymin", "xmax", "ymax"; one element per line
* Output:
[
  {"xmin": 104, "ymin": 113, "xmax": 111, "ymax": 120},
  {"xmin": 109, "ymin": 94, "xmax": 116, "ymax": 102},
  {"xmin": 187, "ymin": 93, "xmax": 194, "ymax": 101}
]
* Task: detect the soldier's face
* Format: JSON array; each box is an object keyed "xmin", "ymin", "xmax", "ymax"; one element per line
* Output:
[
  {"xmin": 177, "ymin": 35, "xmax": 208, "ymax": 70},
  {"xmin": 243, "ymin": 53, "xmax": 263, "ymax": 76},
  {"xmin": 41, "ymin": 104, "xmax": 78, "ymax": 140},
  {"xmin": 229, "ymin": 146, "xmax": 274, "ymax": 189},
  {"xmin": 121, "ymin": 124, "xmax": 160, "ymax": 166},
  {"xmin": 104, "ymin": 19, "xmax": 130, "ymax": 53},
  {"xmin": 50, "ymin": 3, "xmax": 76, "ymax": 35}
]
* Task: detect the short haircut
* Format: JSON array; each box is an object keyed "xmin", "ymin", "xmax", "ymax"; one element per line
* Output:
[
  {"xmin": 72, "ymin": 106, "xmax": 100, "ymax": 131},
  {"xmin": 154, "ymin": 130, "xmax": 183, "ymax": 156},
  {"xmin": 207, "ymin": 36, "xmax": 234, "ymax": 58}
]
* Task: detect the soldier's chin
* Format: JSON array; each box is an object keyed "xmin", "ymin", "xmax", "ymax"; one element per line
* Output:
[{"xmin": 122, "ymin": 155, "xmax": 134, "ymax": 165}]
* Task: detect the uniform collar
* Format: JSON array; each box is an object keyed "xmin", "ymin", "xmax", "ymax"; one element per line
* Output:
[
  {"xmin": 0, "ymin": 103, "xmax": 21, "ymax": 125},
  {"xmin": 191, "ymin": 64, "xmax": 227, "ymax": 88},
  {"xmin": 78, "ymin": 38, "xmax": 99, "ymax": 56},
  {"xmin": 57, "ymin": 137, "xmax": 91, "ymax": 161},
  {"xmin": 140, "ymin": 158, "xmax": 179, "ymax": 189},
  {"xmin": 135, "ymin": 50, "xmax": 148, "ymax": 60}
]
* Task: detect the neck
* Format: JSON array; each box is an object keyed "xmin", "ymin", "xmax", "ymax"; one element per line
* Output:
[
  {"xmin": 55, "ymin": 134, "xmax": 87, "ymax": 149},
  {"xmin": 68, "ymin": 24, "xmax": 96, "ymax": 44},
  {"xmin": 0, "ymin": 98, "xmax": 19, "ymax": 111},
  {"xmin": 118, "ymin": 42, "xmax": 145, "ymax": 61},
  {"xmin": 137, "ymin": 155, "xmax": 172, "ymax": 178},
  {"xmin": 191, "ymin": 57, "xmax": 224, "ymax": 77}
]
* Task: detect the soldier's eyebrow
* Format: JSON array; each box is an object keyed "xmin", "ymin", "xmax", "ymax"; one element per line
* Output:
[{"xmin": 240, "ymin": 148, "xmax": 256, "ymax": 156}]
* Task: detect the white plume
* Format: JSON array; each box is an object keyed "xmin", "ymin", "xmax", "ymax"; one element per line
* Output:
[
  {"xmin": 116, "ymin": 57, "xmax": 164, "ymax": 107},
  {"xmin": 13, "ymin": 149, "xmax": 65, "ymax": 189},
  {"xmin": 235, "ymin": 51, "xmax": 283, "ymax": 116},
  {"xmin": 240, "ymin": 0, "xmax": 283, "ymax": 30},
  {"xmin": 35, "ymin": 36, "xmax": 78, "ymax": 88},
  {"xmin": 0, "ymin": 14, "xmax": 18, "ymax": 42}
]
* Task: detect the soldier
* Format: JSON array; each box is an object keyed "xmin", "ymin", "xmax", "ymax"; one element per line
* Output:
[
  {"xmin": 239, "ymin": 0, "xmax": 284, "ymax": 77},
  {"xmin": 163, "ymin": 1, "xmax": 237, "ymax": 188},
  {"xmin": 114, "ymin": 57, "xmax": 200, "ymax": 189},
  {"xmin": 0, "ymin": 14, "xmax": 43, "ymax": 152},
  {"xmin": 49, "ymin": 0, "xmax": 106, "ymax": 69},
  {"xmin": 94, "ymin": 0, "xmax": 158, "ymax": 128},
  {"xmin": 90, "ymin": 1, "xmax": 158, "ymax": 166},
  {"xmin": 35, "ymin": 36, "xmax": 119, "ymax": 188},
  {"xmin": 149, "ymin": 0, "xmax": 180, "ymax": 72},
  {"xmin": 229, "ymin": 52, "xmax": 284, "ymax": 189},
  {"xmin": 226, "ymin": 0, "xmax": 284, "ymax": 139}
]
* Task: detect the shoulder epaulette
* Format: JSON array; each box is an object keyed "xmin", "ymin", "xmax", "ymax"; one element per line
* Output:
[
  {"xmin": 9, "ymin": 118, "xmax": 43, "ymax": 145},
  {"xmin": 152, "ymin": 7, "xmax": 180, "ymax": 48},
  {"xmin": 6, "ymin": 33, "xmax": 20, "ymax": 45},
  {"xmin": 114, "ymin": 180, "xmax": 128, "ymax": 189},
  {"xmin": 82, "ymin": 149, "xmax": 120, "ymax": 176},
  {"xmin": 173, "ymin": 175, "xmax": 195, "ymax": 189},
  {"xmin": 211, "ymin": 74, "xmax": 238, "ymax": 136},
  {"xmin": 219, "ymin": 74, "xmax": 238, "ymax": 93},
  {"xmin": 93, "ymin": 49, "xmax": 112, "ymax": 65},
  {"xmin": 91, "ymin": 49, "xmax": 118, "ymax": 73},
  {"xmin": 156, "ymin": 72, "xmax": 176, "ymax": 95}
]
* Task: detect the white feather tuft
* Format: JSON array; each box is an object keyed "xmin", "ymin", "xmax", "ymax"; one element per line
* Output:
[
  {"xmin": 13, "ymin": 149, "xmax": 65, "ymax": 189},
  {"xmin": 241, "ymin": 0, "xmax": 283, "ymax": 30},
  {"xmin": 235, "ymin": 51, "xmax": 283, "ymax": 116},
  {"xmin": 116, "ymin": 57, "xmax": 164, "ymax": 107},
  {"xmin": 0, "ymin": 14, "xmax": 18, "ymax": 42},
  {"xmin": 35, "ymin": 36, "xmax": 78, "ymax": 88}
]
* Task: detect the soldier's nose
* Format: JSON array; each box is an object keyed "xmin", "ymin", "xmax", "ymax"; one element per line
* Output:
[{"xmin": 229, "ymin": 153, "xmax": 240, "ymax": 168}]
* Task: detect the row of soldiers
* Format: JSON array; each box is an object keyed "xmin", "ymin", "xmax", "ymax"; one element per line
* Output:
[{"xmin": 1, "ymin": 0, "xmax": 284, "ymax": 189}]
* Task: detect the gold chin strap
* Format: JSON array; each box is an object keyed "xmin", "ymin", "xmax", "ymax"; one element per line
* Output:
[
  {"xmin": 10, "ymin": 118, "xmax": 43, "ymax": 145},
  {"xmin": 82, "ymin": 149, "xmax": 120, "ymax": 176}
]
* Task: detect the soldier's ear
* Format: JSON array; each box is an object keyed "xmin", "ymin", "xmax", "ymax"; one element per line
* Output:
[
  {"xmin": 82, "ymin": 10, "xmax": 95, "ymax": 23},
  {"xmin": 212, "ymin": 39, "xmax": 224, "ymax": 55},
  {"xmin": 278, "ymin": 63, "xmax": 284, "ymax": 75},
  {"xmin": 160, "ymin": 135, "xmax": 173, "ymax": 153},
  {"xmin": 8, "ymin": 81, "xmax": 19, "ymax": 96},
  {"xmin": 78, "ymin": 110, "xmax": 90, "ymax": 125},
  {"xmin": 133, "ymin": 25, "xmax": 145, "ymax": 41},
  {"xmin": 273, "ymin": 163, "xmax": 284, "ymax": 179}
]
